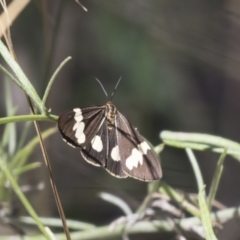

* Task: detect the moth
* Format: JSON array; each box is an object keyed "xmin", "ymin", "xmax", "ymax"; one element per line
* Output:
[{"xmin": 58, "ymin": 78, "xmax": 162, "ymax": 181}]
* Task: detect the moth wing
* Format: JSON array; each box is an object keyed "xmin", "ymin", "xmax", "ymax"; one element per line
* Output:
[
  {"xmin": 105, "ymin": 123, "xmax": 127, "ymax": 178},
  {"xmin": 81, "ymin": 119, "xmax": 127, "ymax": 178},
  {"xmin": 58, "ymin": 106, "xmax": 105, "ymax": 148},
  {"xmin": 116, "ymin": 112, "xmax": 162, "ymax": 181},
  {"xmin": 80, "ymin": 118, "xmax": 107, "ymax": 166}
]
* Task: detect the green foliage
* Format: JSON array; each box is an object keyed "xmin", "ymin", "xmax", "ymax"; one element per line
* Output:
[
  {"xmin": 0, "ymin": 82, "xmax": 56, "ymax": 239},
  {"xmin": 0, "ymin": 17, "xmax": 239, "ymax": 240},
  {"xmin": 198, "ymin": 186, "xmax": 218, "ymax": 240}
]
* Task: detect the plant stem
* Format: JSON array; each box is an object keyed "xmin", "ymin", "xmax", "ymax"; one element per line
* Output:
[
  {"xmin": 186, "ymin": 148, "xmax": 205, "ymax": 195},
  {"xmin": 0, "ymin": 157, "xmax": 51, "ymax": 239},
  {"xmin": 0, "ymin": 114, "xmax": 58, "ymax": 124}
]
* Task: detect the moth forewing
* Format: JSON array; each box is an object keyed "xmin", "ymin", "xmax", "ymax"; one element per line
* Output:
[
  {"xmin": 80, "ymin": 119, "xmax": 108, "ymax": 167},
  {"xmin": 104, "ymin": 119, "xmax": 127, "ymax": 178},
  {"xmin": 58, "ymin": 106, "xmax": 105, "ymax": 148}
]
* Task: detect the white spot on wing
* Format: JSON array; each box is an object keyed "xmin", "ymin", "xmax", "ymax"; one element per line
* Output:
[
  {"xmin": 73, "ymin": 121, "xmax": 80, "ymax": 131},
  {"xmin": 73, "ymin": 108, "xmax": 83, "ymax": 122},
  {"xmin": 111, "ymin": 145, "xmax": 120, "ymax": 161},
  {"xmin": 125, "ymin": 142, "xmax": 151, "ymax": 170},
  {"xmin": 125, "ymin": 148, "xmax": 143, "ymax": 170},
  {"xmin": 91, "ymin": 135, "xmax": 103, "ymax": 152},
  {"xmin": 75, "ymin": 122, "xmax": 85, "ymax": 144},
  {"xmin": 138, "ymin": 142, "xmax": 150, "ymax": 155},
  {"xmin": 72, "ymin": 108, "xmax": 86, "ymax": 144},
  {"xmin": 73, "ymin": 108, "xmax": 81, "ymax": 113}
]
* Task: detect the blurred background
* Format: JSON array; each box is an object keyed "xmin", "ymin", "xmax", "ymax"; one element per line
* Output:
[{"xmin": 1, "ymin": 0, "xmax": 240, "ymax": 239}]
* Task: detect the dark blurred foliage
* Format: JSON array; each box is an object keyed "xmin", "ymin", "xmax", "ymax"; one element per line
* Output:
[{"xmin": 1, "ymin": 0, "xmax": 240, "ymax": 239}]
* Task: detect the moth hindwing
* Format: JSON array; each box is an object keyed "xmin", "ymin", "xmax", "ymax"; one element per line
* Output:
[{"xmin": 58, "ymin": 102, "xmax": 162, "ymax": 181}]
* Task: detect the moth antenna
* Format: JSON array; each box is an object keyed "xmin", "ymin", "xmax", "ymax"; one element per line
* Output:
[
  {"xmin": 110, "ymin": 76, "xmax": 122, "ymax": 101},
  {"xmin": 95, "ymin": 78, "xmax": 108, "ymax": 98}
]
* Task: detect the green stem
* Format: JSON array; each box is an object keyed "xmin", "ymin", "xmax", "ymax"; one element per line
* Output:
[
  {"xmin": 161, "ymin": 131, "xmax": 240, "ymax": 153},
  {"xmin": 9, "ymin": 127, "xmax": 57, "ymax": 169},
  {"xmin": 13, "ymin": 162, "xmax": 41, "ymax": 176},
  {"xmin": 186, "ymin": 148, "xmax": 205, "ymax": 195},
  {"xmin": 199, "ymin": 186, "xmax": 218, "ymax": 240},
  {"xmin": 0, "ymin": 114, "xmax": 58, "ymax": 124},
  {"xmin": 2, "ymin": 205, "xmax": 240, "ymax": 240},
  {"xmin": 20, "ymin": 216, "xmax": 95, "ymax": 230},
  {"xmin": 42, "ymin": 56, "xmax": 72, "ymax": 112},
  {"xmin": 99, "ymin": 192, "xmax": 132, "ymax": 215},
  {"xmin": 159, "ymin": 181, "xmax": 200, "ymax": 217},
  {"xmin": 161, "ymin": 131, "xmax": 240, "ymax": 161},
  {"xmin": 0, "ymin": 158, "xmax": 51, "ymax": 239},
  {"xmin": 208, "ymin": 149, "xmax": 227, "ymax": 210}
]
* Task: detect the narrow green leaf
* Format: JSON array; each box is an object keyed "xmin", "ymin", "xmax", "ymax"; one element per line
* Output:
[
  {"xmin": 154, "ymin": 143, "xmax": 164, "ymax": 155},
  {"xmin": 159, "ymin": 181, "xmax": 200, "ymax": 217},
  {"xmin": 16, "ymin": 121, "xmax": 32, "ymax": 151},
  {"xmin": 160, "ymin": 131, "xmax": 240, "ymax": 151},
  {"xmin": 0, "ymin": 63, "xmax": 22, "ymax": 89},
  {"xmin": 19, "ymin": 216, "xmax": 95, "ymax": 230},
  {"xmin": 160, "ymin": 131, "xmax": 240, "ymax": 161},
  {"xmin": 4, "ymin": 79, "xmax": 16, "ymax": 155},
  {"xmin": 208, "ymin": 148, "xmax": 227, "ymax": 210},
  {"xmin": 99, "ymin": 192, "xmax": 132, "ymax": 216},
  {"xmin": 42, "ymin": 56, "xmax": 72, "ymax": 112},
  {"xmin": 9, "ymin": 127, "xmax": 57, "ymax": 169},
  {"xmin": 148, "ymin": 179, "xmax": 160, "ymax": 194},
  {"xmin": 186, "ymin": 148, "xmax": 205, "ymax": 195},
  {"xmin": 0, "ymin": 40, "xmax": 42, "ymax": 111},
  {"xmin": 13, "ymin": 162, "xmax": 41, "ymax": 176},
  {"xmin": 1, "ymin": 107, "xmax": 17, "ymax": 150},
  {"xmin": 198, "ymin": 186, "xmax": 218, "ymax": 240},
  {"xmin": 0, "ymin": 157, "xmax": 51, "ymax": 240}
]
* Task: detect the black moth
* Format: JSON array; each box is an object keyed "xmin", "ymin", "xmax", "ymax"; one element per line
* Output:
[{"xmin": 58, "ymin": 79, "xmax": 162, "ymax": 181}]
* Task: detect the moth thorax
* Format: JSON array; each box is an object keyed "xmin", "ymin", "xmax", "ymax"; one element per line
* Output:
[{"xmin": 106, "ymin": 102, "xmax": 117, "ymax": 128}]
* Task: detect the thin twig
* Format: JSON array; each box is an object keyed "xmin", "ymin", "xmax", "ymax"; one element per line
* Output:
[{"xmin": 26, "ymin": 96, "xmax": 71, "ymax": 240}]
